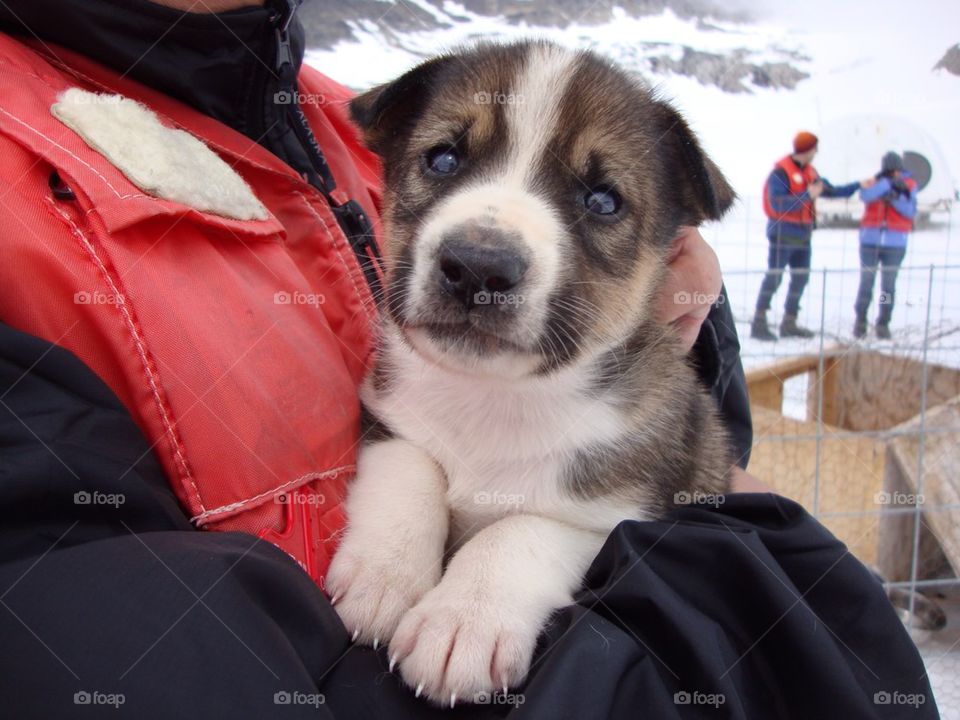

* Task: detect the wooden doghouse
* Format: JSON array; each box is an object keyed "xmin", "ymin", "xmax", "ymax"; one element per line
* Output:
[{"xmin": 745, "ymin": 348, "xmax": 960, "ymax": 578}]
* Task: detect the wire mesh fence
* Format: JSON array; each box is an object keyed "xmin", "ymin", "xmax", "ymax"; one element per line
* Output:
[{"xmin": 708, "ymin": 197, "xmax": 959, "ymax": 709}]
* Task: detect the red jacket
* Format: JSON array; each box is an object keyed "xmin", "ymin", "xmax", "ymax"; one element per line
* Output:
[
  {"xmin": 0, "ymin": 35, "xmax": 383, "ymax": 587},
  {"xmin": 861, "ymin": 177, "xmax": 917, "ymax": 232},
  {"xmin": 762, "ymin": 155, "xmax": 819, "ymax": 225}
]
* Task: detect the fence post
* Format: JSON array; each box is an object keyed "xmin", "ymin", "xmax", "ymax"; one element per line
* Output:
[
  {"xmin": 813, "ymin": 267, "xmax": 828, "ymax": 517},
  {"xmin": 905, "ymin": 264, "xmax": 934, "ymax": 629}
]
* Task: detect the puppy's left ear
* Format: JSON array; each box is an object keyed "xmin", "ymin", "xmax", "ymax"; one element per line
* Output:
[
  {"xmin": 653, "ymin": 101, "xmax": 736, "ymax": 224},
  {"xmin": 350, "ymin": 55, "xmax": 454, "ymax": 157}
]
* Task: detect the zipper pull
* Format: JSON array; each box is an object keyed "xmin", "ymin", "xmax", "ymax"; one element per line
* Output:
[{"xmin": 273, "ymin": 0, "xmax": 300, "ymax": 73}]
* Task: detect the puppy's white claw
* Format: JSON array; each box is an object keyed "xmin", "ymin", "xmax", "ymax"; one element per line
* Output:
[
  {"xmin": 351, "ymin": 629, "xmax": 360, "ymax": 642},
  {"xmin": 450, "ymin": 693, "xmax": 456, "ymax": 708},
  {"xmin": 389, "ymin": 654, "xmax": 398, "ymax": 673},
  {"xmin": 415, "ymin": 683, "xmax": 424, "ymax": 699},
  {"xmin": 372, "ymin": 637, "xmax": 380, "ymax": 650},
  {"xmin": 394, "ymin": 580, "xmax": 541, "ymax": 707},
  {"xmin": 329, "ymin": 593, "xmax": 340, "ymax": 606}
]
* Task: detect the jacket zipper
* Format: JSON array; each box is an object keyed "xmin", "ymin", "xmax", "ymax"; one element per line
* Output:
[{"xmin": 270, "ymin": 0, "xmax": 383, "ymax": 303}]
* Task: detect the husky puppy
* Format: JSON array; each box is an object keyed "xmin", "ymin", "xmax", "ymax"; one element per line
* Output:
[{"xmin": 326, "ymin": 40, "xmax": 735, "ymax": 706}]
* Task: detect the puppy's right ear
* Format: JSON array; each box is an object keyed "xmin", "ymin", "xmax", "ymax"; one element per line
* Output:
[
  {"xmin": 350, "ymin": 56, "xmax": 453, "ymax": 157},
  {"xmin": 650, "ymin": 100, "xmax": 737, "ymax": 225}
]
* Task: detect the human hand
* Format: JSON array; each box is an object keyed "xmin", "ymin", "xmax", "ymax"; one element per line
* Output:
[
  {"xmin": 808, "ymin": 180, "xmax": 825, "ymax": 199},
  {"xmin": 891, "ymin": 178, "xmax": 911, "ymax": 196},
  {"xmin": 730, "ymin": 465, "xmax": 772, "ymax": 493},
  {"xmin": 860, "ymin": 177, "xmax": 877, "ymax": 189},
  {"xmin": 655, "ymin": 226, "xmax": 722, "ymax": 352}
]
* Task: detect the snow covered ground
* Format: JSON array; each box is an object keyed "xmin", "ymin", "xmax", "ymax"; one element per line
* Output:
[{"xmin": 705, "ymin": 200, "xmax": 960, "ymax": 371}]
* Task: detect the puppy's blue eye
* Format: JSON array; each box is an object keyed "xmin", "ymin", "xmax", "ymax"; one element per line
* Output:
[
  {"xmin": 425, "ymin": 146, "xmax": 460, "ymax": 175},
  {"xmin": 584, "ymin": 186, "xmax": 621, "ymax": 215}
]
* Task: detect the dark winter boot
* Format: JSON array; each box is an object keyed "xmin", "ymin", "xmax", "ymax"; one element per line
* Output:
[
  {"xmin": 780, "ymin": 314, "xmax": 815, "ymax": 339},
  {"xmin": 876, "ymin": 323, "xmax": 892, "ymax": 340},
  {"xmin": 751, "ymin": 310, "xmax": 777, "ymax": 341},
  {"xmin": 853, "ymin": 315, "xmax": 868, "ymax": 339}
]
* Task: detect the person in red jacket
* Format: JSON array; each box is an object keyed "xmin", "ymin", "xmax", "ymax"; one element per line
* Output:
[
  {"xmin": 853, "ymin": 152, "xmax": 918, "ymax": 339},
  {"xmin": 0, "ymin": 0, "xmax": 743, "ymax": 588},
  {"xmin": 751, "ymin": 132, "xmax": 866, "ymax": 341},
  {"xmin": 0, "ymin": 2, "xmax": 938, "ymax": 718}
]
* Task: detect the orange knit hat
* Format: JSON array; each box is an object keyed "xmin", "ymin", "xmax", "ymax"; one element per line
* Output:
[{"xmin": 793, "ymin": 131, "xmax": 818, "ymax": 154}]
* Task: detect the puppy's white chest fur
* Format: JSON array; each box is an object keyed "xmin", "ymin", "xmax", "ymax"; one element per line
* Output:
[{"xmin": 364, "ymin": 329, "xmax": 634, "ymax": 537}]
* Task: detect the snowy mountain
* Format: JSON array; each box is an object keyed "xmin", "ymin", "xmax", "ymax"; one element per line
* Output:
[
  {"xmin": 299, "ymin": 0, "xmax": 805, "ymax": 94},
  {"xmin": 299, "ymin": 0, "xmax": 752, "ymax": 51},
  {"xmin": 304, "ymin": 0, "xmax": 959, "ymax": 205}
]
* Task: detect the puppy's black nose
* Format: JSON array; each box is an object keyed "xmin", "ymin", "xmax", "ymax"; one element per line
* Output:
[{"xmin": 437, "ymin": 229, "xmax": 527, "ymax": 309}]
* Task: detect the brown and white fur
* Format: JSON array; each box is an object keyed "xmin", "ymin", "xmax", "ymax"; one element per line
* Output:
[{"xmin": 326, "ymin": 40, "xmax": 736, "ymax": 707}]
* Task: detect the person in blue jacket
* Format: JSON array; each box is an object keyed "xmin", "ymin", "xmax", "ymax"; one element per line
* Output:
[{"xmin": 854, "ymin": 152, "xmax": 918, "ymax": 339}]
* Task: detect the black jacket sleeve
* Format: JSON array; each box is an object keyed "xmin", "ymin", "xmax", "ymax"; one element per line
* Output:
[
  {"xmin": 320, "ymin": 497, "xmax": 938, "ymax": 720},
  {"xmin": 691, "ymin": 284, "xmax": 753, "ymax": 468}
]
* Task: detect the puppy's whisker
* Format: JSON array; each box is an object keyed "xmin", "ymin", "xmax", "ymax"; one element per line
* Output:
[{"xmin": 551, "ymin": 300, "xmax": 604, "ymax": 330}]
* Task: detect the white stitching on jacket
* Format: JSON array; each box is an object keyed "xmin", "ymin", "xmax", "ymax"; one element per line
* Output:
[{"xmin": 191, "ymin": 465, "xmax": 355, "ymax": 524}]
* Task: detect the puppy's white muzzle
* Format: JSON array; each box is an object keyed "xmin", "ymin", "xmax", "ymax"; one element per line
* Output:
[{"xmin": 402, "ymin": 183, "xmax": 566, "ymax": 366}]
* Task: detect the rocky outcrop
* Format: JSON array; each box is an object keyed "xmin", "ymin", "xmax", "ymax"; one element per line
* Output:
[
  {"xmin": 298, "ymin": 0, "xmax": 747, "ymax": 50},
  {"xmin": 455, "ymin": 0, "xmax": 749, "ymax": 27},
  {"xmin": 300, "ymin": 0, "xmax": 747, "ymax": 49},
  {"xmin": 933, "ymin": 44, "xmax": 960, "ymax": 76},
  {"xmin": 299, "ymin": 1, "xmax": 448, "ymax": 51},
  {"xmin": 648, "ymin": 47, "xmax": 809, "ymax": 92}
]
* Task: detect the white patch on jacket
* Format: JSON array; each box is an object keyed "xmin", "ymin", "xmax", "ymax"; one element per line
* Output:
[{"xmin": 51, "ymin": 88, "xmax": 268, "ymax": 221}]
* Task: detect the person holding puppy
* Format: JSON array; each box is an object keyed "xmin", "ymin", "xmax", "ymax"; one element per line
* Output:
[
  {"xmin": 0, "ymin": 1, "xmax": 935, "ymax": 718},
  {"xmin": 752, "ymin": 131, "xmax": 865, "ymax": 341},
  {"xmin": 853, "ymin": 151, "xmax": 918, "ymax": 339}
]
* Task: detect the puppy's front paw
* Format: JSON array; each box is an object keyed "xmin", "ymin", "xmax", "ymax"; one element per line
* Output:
[
  {"xmin": 389, "ymin": 580, "xmax": 542, "ymax": 706},
  {"xmin": 326, "ymin": 536, "xmax": 442, "ymax": 648}
]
